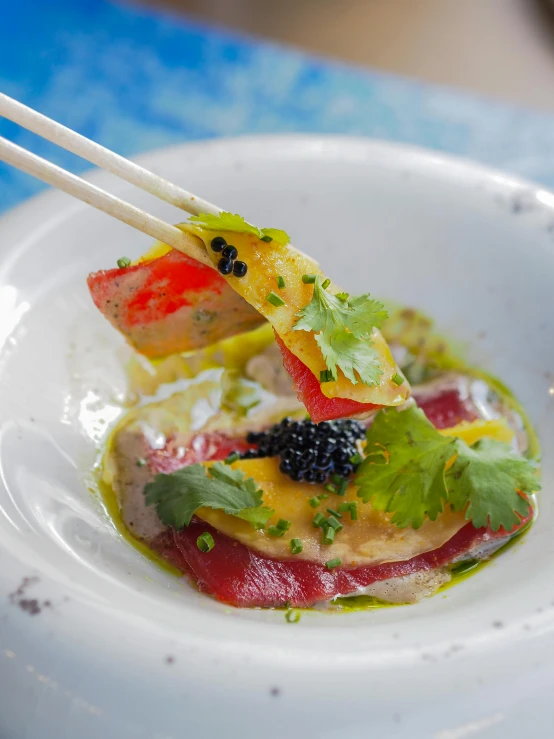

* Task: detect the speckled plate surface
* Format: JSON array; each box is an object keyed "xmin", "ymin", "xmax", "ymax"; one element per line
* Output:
[{"xmin": 0, "ymin": 136, "xmax": 553, "ymax": 738}]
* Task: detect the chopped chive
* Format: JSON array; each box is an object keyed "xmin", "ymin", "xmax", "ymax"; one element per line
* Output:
[
  {"xmin": 338, "ymin": 502, "xmax": 358, "ymax": 520},
  {"xmin": 392, "ymin": 373, "xmax": 405, "ymax": 386},
  {"xmin": 276, "ymin": 518, "xmax": 291, "ymax": 532},
  {"xmin": 225, "ymin": 451, "xmax": 240, "ymax": 464},
  {"xmin": 268, "ymin": 525, "xmax": 285, "ymax": 537},
  {"xmin": 324, "ymin": 483, "xmax": 336, "ymax": 494},
  {"xmin": 326, "ymin": 516, "xmax": 343, "ymax": 533},
  {"xmin": 308, "ymin": 496, "xmax": 321, "ymax": 508},
  {"xmin": 331, "ymin": 473, "xmax": 342, "ymax": 485},
  {"xmin": 319, "ymin": 493, "xmax": 329, "ymax": 500},
  {"xmin": 335, "ymin": 292, "xmax": 349, "ymax": 301},
  {"xmin": 136, "ymin": 458, "xmax": 147, "ymax": 467},
  {"xmin": 325, "ymin": 557, "xmax": 342, "ymax": 569},
  {"xmin": 117, "ymin": 257, "xmax": 131, "ymax": 269},
  {"xmin": 290, "ymin": 538, "xmax": 303, "ymax": 555},
  {"xmin": 322, "ymin": 526, "xmax": 336, "ymax": 545},
  {"xmin": 276, "ymin": 275, "xmax": 286, "ymax": 289},
  {"xmin": 326, "ymin": 508, "xmax": 343, "ymax": 518},
  {"xmin": 320, "ymin": 369, "xmax": 335, "ymax": 383},
  {"xmin": 285, "ymin": 608, "xmax": 301, "ymax": 623},
  {"xmin": 302, "ymin": 274, "xmax": 317, "ymax": 284},
  {"xmin": 349, "ymin": 452, "xmax": 363, "ymax": 466},
  {"xmin": 312, "ymin": 512, "xmax": 326, "ymax": 528},
  {"xmin": 261, "ymin": 234, "xmax": 273, "ymax": 243},
  {"xmin": 337, "ymin": 479, "xmax": 349, "ymax": 496},
  {"xmin": 266, "ymin": 291, "xmax": 286, "ymax": 307},
  {"xmin": 321, "ymin": 278, "xmax": 331, "ymax": 289},
  {"xmin": 197, "ymin": 532, "xmax": 215, "ymax": 553}
]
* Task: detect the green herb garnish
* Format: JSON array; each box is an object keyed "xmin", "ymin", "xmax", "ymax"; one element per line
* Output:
[
  {"xmin": 320, "ymin": 369, "xmax": 335, "ymax": 383},
  {"xmin": 197, "ymin": 532, "xmax": 215, "ymax": 552},
  {"xmin": 355, "ymin": 406, "xmax": 539, "ymax": 531},
  {"xmin": 117, "ymin": 257, "xmax": 131, "ymax": 268},
  {"xmin": 268, "ymin": 525, "xmax": 285, "ymax": 537},
  {"xmin": 312, "ymin": 512, "xmax": 326, "ymax": 528},
  {"xmin": 325, "ymin": 558, "xmax": 342, "ymax": 569},
  {"xmin": 336, "ymin": 479, "xmax": 349, "ymax": 496},
  {"xmin": 391, "ymin": 373, "xmax": 405, "ymax": 386},
  {"xmin": 225, "ymin": 451, "xmax": 241, "ymax": 464},
  {"xmin": 189, "ymin": 212, "xmax": 290, "ymax": 246},
  {"xmin": 290, "ymin": 538, "xmax": 303, "ymax": 555},
  {"xmin": 276, "ymin": 518, "xmax": 291, "ymax": 532},
  {"xmin": 266, "ymin": 291, "xmax": 286, "ymax": 307},
  {"xmin": 338, "ymin": 501, "xmax": 358, "ymax": 520},
  {"xmin": 322, "ymin": 526, "xmax": 336, "ymax": 544},
  {"xmin": 308, "ymin": 496, "xmax": 321, "ymax": 508},
  {"xmin": 144, "ymin": 462, "xmax": 274, "ymax": 531},
  {"xmin": 276, "ymin": 275, "xmax": 286, "ymax": 289},
  {"xmin": 326, "ymin": 516, "xmax": 343, "ymax": 532},
  {"xmin": 285, "ymin": 608, "xmax": 301, "ymax": 623},
  {"xmin": 294, "ymin": 276, "xmax": 388, "ymax": 387},
  {"xmin": 302, "ymin": 274, "xmax": 317, "ymax": 284}
]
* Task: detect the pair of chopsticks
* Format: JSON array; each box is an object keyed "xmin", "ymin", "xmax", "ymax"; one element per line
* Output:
[{"xmin": 0, "ymin": 93, "xmax": 219, "ymax": 267}]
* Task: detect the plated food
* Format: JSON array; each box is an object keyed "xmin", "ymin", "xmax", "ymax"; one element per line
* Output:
[{"xmin": 89, "ymin": 212, "xmax": 540, "ymax": 610}]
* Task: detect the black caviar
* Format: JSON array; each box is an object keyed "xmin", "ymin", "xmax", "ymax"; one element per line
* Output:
[
  {"xmin": 211, "ymin": 236, "xmax": 227, "ymax": 253},
  {"xmin": 241, "ymin": 418, "xmax": 366, "ymax": 484},
  {"xmin": 211, "ymin": 236, "xmax": 247, "ymax": 277},
  {"xmin": 233, "ymin": 260, "xmax": 248, "ymax": 277},
  {"xmin": 218, "ymin": 257, "xmax": 233, "ymax": 275},
  {"xmin": 222, "ymin": 244, "xmax": 238, "ymax": 260}
]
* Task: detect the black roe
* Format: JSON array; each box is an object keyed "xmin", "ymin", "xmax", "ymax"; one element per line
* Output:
[
  {"xmin": 233, "ymin": 260, "xmax": 248, "ymax": 277},
  {"xmin": 218, "ymin": 257, "xmax": 233, "ymax": 275},
  {"xmin": 211, "ymin": 236, "xmax": 227, "ymax": 252},
  {"xmin": 241, "ymin": 418, "xmax": 366, "ymax": 484},
  {"xmin": 222, "ymin": 245, "xmax": 238, "ymax": 260}
]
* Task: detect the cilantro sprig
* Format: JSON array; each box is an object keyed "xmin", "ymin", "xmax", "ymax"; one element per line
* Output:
[
  {"xmin": 355, "ymin": 406, "xmax": 539, "ymax": 531},
  {"xmin": 294, "ymin": 276, "xmax": 388, "ymax": 386},
  {"xmin": 144, "ymin": 461, "xmax": 274, "ymax": 531},
  {"xmin": 189, "ymin": 211, "xmax": 290, "ymax": 247}
]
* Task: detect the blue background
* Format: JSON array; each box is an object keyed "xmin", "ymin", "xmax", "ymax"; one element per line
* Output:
[{"xmin": 3, "ymin": 0, "xmax": 554, "ymax": 214}]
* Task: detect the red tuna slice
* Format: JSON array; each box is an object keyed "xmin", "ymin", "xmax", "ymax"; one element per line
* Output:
[
  {"xmin": 275, "ymin": 333, "xmax": 481, "ymax": 425},
  {"xmin": 146, "ymin": 381, "xmax": 530, "ymax": 607},
  {"xmin": 147, "ymin": 433, "xmax": 253, "ymax": 475},
  {"xmin": 162, "ymin": 509, "xmax": 531, "ymax": 608},
  {"xmin": 274, "ymin": 333, "xmax": 381, "ymax": 422},
  {"xmin": 87, "ymin": 249, "xmax": 265, "ymax": 358}
]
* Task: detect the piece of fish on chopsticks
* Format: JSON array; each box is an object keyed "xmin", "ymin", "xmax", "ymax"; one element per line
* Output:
[{"xmin": 88, "ymin": 248, "xmax": 265, "ymax": 358}]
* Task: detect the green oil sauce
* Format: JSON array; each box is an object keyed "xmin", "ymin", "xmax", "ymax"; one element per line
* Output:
[
  {"xmin": 95, "ymin": 474, "xmax": 181, "ymax": 576},
  {"xmin": 93, "ymin": 305, "xmax": 540, "ymax": 611}
]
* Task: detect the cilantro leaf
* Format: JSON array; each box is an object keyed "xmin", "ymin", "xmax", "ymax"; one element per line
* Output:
[
  {"xmin": 356, "ymin": 406, "xmax": 456, "ymax": 528},
  {"xmin": 315, "ymin": 331, "xmax": 383, "ymax": 386},
  {"xmin": 446, "ymin": 437, "xmax": 539, "ymax": 531},
  {"xmin": 355, "ymin": 406, "xmax": 539, "ymax": 531},
  {"xmin": 294, "ymin": 276, "xmax": 388, "ymax": 386},
  {"xmin": 189, "ymin": 211, "xmax": 290, "ymax": 247},
  {"xmin": 260, "ymin": 227, "xmax": 290, "ymax": 244},
  {"xmin": 144, "ymin": 461, "xmax": 274, "ymax": 530}
]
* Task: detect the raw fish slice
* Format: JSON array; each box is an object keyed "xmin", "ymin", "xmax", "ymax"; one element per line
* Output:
[{"xmin": 87, "ymin": 249, "xmax": 265, "ymax": 358}]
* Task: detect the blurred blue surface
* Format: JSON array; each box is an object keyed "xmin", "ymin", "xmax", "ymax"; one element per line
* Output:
[{"xmin": 3, "ymin": 0, "xmax": 554, "ymax": 213}]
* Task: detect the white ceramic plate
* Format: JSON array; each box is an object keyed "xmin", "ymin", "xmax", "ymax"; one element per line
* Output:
[{"xmin": 0, "ymin": 136, "xmax": 553, "ymax": 739}]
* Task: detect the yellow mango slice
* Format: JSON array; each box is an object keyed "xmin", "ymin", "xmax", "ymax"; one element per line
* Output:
[{"xmin": 183, "ymin": 225, "xmax": 409, "ymax": 407}]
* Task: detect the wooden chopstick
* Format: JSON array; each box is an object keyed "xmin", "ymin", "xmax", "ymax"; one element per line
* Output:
[
  {"xmin": 0, "ymin": 136, "xmax": 214, "ymax": 267},
  {"xmin": 0, "ymin": 93, "xmax": 220, "ymax": 218}
]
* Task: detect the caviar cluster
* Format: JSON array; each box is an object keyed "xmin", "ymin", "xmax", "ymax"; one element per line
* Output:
[
  {"xmin": 242, "ymin": 418, "xmax": 366, "ymax": 484},
  {"xmin": 211, "ymin": 236, "xmax": 248, "ymax": 277}
]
